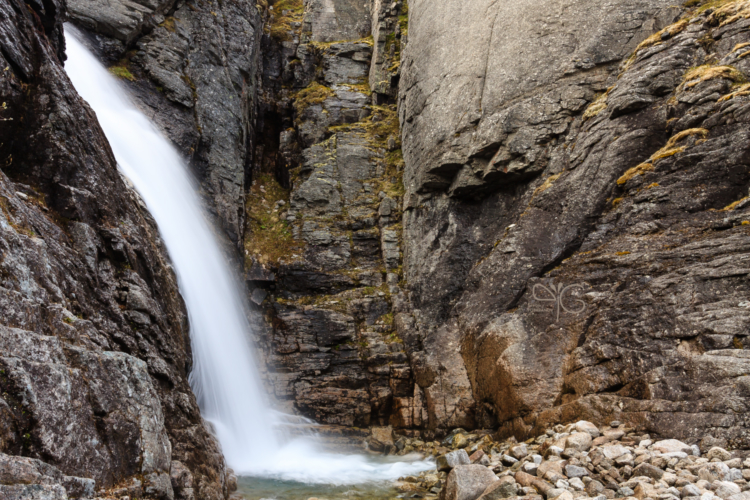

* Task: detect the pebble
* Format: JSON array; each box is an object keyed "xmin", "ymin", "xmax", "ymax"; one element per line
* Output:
[{"xmin": 394, "ymin": 421, "xmax": 750, "ymax": 500}]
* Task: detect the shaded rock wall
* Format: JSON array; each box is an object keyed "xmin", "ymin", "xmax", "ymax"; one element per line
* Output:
[
  {"xmin": 68, "ymin": 0, "xmax": 264, "ymax": 248},
  {"xmin": 244, "ymin": 0, "xmax": 421, "ymax": 430},
  {"xmin": 0, "ymin": 0, "xmax": 228, "ymax": 498},
  {"xmin": 398, "ymin": 0, "xmax": 750, "ymax": 446}
]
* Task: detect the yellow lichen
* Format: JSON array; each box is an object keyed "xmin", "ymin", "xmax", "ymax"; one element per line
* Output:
[
  {"xmin": 617, "ymin": 128, "xmax": 708, "ymax": 185},
  {"xmin": 583, "ymin": 90, "xmax": 611, "ymax": 121},
  {"xmin": 707, "ymin": 0, "xmax": 750, "ymax": 27},
  {"xmin": 533, "ymin": 172, "xmax": 562, "ymax": 196},
  {"xmin": 617, "ymin": 163, "xmax": 654, "ymax": 185},
  {"xmin": 683, "ymin": 64, "xmax": 745, "ymax": 88},
  {"xmin": 244, "ymin": 174, "xmax": 302, "ymax": 266},
  {"xmin": 718, "ymin": 82, "xmax": 750, "ymax": 101},
  {"xmin": 722, "ymin": 196, "xmax": 749, "ymax": 210},
  {"xmin": 646, "ymin": 182, "xmax": 660, "ymax": 189},
  {"xmin": 293, "ymin": 82, "xmax": 335, "ymax": 113},
  {"xmin": 266, "ymin": 0, "xmax": 304, "ymax": 41},
  {"xmin": 108, "ymin": 65, "xmax": 135, "ymax": 81}
]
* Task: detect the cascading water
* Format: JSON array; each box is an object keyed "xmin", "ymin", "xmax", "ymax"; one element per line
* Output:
[{"xmin": 64, "ymin": 27, "xmax": 431, "ymax": 485}]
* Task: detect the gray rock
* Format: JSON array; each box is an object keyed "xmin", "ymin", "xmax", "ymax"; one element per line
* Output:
[
  {"xmin": 715, "ymin": 482, "xmax": 742, "ymax": 500},
  {"xmin": 437, "ymin": 450, "xmax": 472, "ymax": 472},
  {"xmin": 510, "ymin": 444, "xmax": 529, "ymax": 459},
  {"xmin": 478, "ymin": 480, "xmax": 519, "ymax": 500},
  {"xmin": 443, "ymin": 465, "xmax": 499, "ymax": 500},
  {"xmin": 707, "ymin": 448, "xmax": 733, "ymax": 462},
  {"xmin": 634, "ymin": 463, "xmax": 665, "ymax": 481},
  {"xmin": 564, "ymin": 465, "xmax": 589, "ymax": 478},
  {"xmin": 0, "ymin": 4, "xmax": 227, "ymax": 498}
]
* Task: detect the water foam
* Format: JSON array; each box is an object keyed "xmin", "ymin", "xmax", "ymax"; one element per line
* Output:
[{"xmin": 64, "ymin": 27, "xmax": 432, "ymax": 484}]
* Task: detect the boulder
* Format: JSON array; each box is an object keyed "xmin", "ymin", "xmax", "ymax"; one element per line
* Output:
[
  {"xmin": 565, "ymin": 433, "xmax": 593, "ymax": 452},
  {"xmin": 438, "ymin": 450, "xmax": 472, "ymax": 472},
  {"xmin": 564, "ymin": 465, "xmax": 589, "ymax": 478},
  {"xmin": 478, "ymin": 479, "xmax": 519, "ymax": 500},
  {"xmin": 698, "ymin": 463, "xmax": 731, "ymax": 482},
  {"xmin": 575, "ymin": 421, "xmax": 601, "ymax": 438},
  {"xmin": 653, "ymin": 440, "xmax": 692, "ymax": 455},
  {"xmin": 715, "ymin": 482, "xmax": 741, "ymax": 500},
  {"xmin": 442, "ymin": 465, "xmax": 499, "ymax": 500},
  {"xmin": 706, "ymin": 448, "xmax": 732, "ymax": 462},
  {"xmin": 633, "ymin": 463, "xmax": 664, "ymax": 481},
  {"xmin": 510, "ymin": 444, "xmax": 529, "ymax": 460}
]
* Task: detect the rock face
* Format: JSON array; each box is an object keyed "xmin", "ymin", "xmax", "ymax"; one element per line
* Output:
[
  {"xmin": 244, "ymin": 0, "xmax": 416, "ymax": 430},
  {"xmin": 398, "ymin": 0, "xmax": 750, "ymax": 445},
  {"xmin": 0, "ymin": 1, "xmax": 227, "ymax": 498},
  {"xmin": 68, "ymin": 0, "xmax": 263, "ymax": 248}
]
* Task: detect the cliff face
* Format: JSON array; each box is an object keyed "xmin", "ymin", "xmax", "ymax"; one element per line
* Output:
[
  {"xmin": 4, "ymin": 0, "xmax": 750, "ymax": 496},
  {"xmin": 398, "ymin": 0, "xmax": 750, "ymax": 446},
  {"xmin": 245, "ymin": 0, "xmax": 416, "ymax": 432},
  {"xmin": 0, "ymin": 0, "xmax": 228, "ymax": 498},
  {"xmin": 67, "ymin": 0, "xmax": 263, "ymax": 248}
]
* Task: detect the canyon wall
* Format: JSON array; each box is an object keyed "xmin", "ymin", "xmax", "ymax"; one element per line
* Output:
[
  {"xmin": 399, "ymin": 0, "xmax": 750, "ymax": 446},
  {"xmin": 0, "ymin": 0, "xmax": 229, "ymax": 498},
  {"xmin": 4, "ymin": 0, "xmax": 750, "ymax": 497}
]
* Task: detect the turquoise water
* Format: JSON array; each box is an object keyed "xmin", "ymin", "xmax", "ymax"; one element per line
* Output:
[{"xmin": 237, "ymin": 476, "xmax": 402, "ymax": 500}]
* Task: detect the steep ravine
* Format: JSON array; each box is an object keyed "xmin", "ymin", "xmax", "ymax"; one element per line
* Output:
[
  {"xmin": 0, "ymin": 0, "xmax": 228, "ymax": 498},
  {"xmin": 3, "ymin": 0, "xmax": 750, "ymax": 497}
]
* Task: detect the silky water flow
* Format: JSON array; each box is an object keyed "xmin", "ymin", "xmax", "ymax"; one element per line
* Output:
[{"xmin": 64, "ymin": 26, "xmax": 432, "ymax": 486}]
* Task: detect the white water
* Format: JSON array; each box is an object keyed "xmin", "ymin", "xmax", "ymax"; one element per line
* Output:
[{"xmin": 64, "ymin": 27, "xmax": 431, "ymax": 485}]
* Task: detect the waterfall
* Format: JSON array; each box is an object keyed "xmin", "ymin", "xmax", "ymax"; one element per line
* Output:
[{"xmin": 63, "ymin": 27, "xmax": 431, "ymax": 484}]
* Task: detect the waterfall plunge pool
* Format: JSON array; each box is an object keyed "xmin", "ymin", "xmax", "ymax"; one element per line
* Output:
[{"xmin": 63, "ymin": 25, "xmax": 434, "ymax": 497}]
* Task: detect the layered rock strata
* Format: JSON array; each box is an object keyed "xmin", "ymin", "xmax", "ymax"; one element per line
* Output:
[{"xmin": 397, "ymin": 0, "xmax": 750, "ymax": 444}]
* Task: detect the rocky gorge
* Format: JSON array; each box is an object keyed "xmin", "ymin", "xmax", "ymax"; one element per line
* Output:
[{"xmin": 2, "ymin": 0, "xmax": 750, "ymax": 497}]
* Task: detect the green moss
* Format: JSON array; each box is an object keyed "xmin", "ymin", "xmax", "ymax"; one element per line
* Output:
[
  {"xmin": 267, "ymin": 0, "xmax": 304, "ymax": 41},
  {"xmin": 159, "ymin": 16, "xmax": 177, "ymax": 32},
  {"xmin": 108, "ymin": 66, "xmax": 135, "ymax": 81},
  {"xmin": 293, "ymin": 82, "xmax": 335, "ymax": 113},
  {"xmin": 244, "ymin": 174, "xmax": 303, "ymax": 266}
]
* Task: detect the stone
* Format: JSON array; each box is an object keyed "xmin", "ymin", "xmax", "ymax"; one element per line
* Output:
[
  {"xmin": 438, "ymin": 450, "xmax": 472, "ymax": 472},
  {"xmin": 707, "ymin": 448, "xmax": 732, "ymax": 462},
  {"xmin": 603, "ymin": 445, "xmax": 631, "ymax": 460},
  {"xmin": 683, "ymin": 484, "xmax": 702, "ymax": 498},
  {"xmin": 634, "ymin": 482, "xmax": 659, "ymax": 500},
  {"xmin": 575, "ymin": 421, "xmax": 601, "ymax": 438},
  {"xmin": 715, "ymin": 482, "xmax": 742, "ymax": 500},
  {"xmin": 478, "ymin": 480, "xmax": 519, "ymax": 500},
  {"xmin": 511, "ymin": 444, "xmax": 529, "ymax": 460},
  {"xmin": 523, "ymin": 462, "xmax": 539, "ymax": 475},
  {"xmin": 369, "ymin": 426, "xmax": 395, "ymax": 452},
  {"xmin": 587, "ymin": 480, "xmax": 606, "ymax": 496},
  {"xmin": 617, "ymin": 487, "xmax": 636, "ymax": 498},
  {"xmin": 565, "ymin": 465, "xmax": 589, "ymax": 478},
  {"xmin": 565, "ymin": 433, "xmax": 593, "ymax": 452},
  {"xmin": 549, "ymin": 491, "xmax": 574, "ymax": 500},
  {"xmin": 701, "ymin": 438, "xmax": 729, "ymax": 454},
  {"xmin": 443, "ymin": 465, "xmax": 499, "ymax": 500},
  {"xmin": 654, "ymin": 441, "xmax": 694, "ymax": 455},
  {"xmin": 633, "ymin": 463, "xmax": 665, "ymax": 481},
  {"xmin": 699, "ymin": 464, "xmax": 732, "ymax": 483},
  {"xmin": 569, "ymin": 478, "xmax": 585, "ymax": 491}
]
